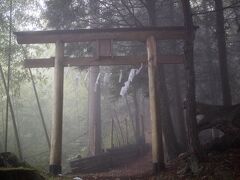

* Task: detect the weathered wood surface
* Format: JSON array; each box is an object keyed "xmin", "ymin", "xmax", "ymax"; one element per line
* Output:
[
  {"xmin": 14, "ymin": 26, "xmax": 186, "ymax": 44},
  {"xmin": 49, "ymin": 41, "xmax": 64, "ymax": 175},
  {"xmin": 70, "ymin": 144, "xmax": 149, "ymax": 173},
  {"xmin": 147, "ymin": 36, "xmax": 164, "ymax": 170}
]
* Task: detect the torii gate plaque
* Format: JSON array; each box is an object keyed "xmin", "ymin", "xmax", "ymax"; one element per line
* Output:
[{"xmin": 14, "ymin": 27, "xmax": 186, "ymax": 175}]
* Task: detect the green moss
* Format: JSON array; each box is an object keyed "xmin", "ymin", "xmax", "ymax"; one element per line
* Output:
[{"xmin": 0, "ymin": 167, "xmax": 45, "ymax": 180}]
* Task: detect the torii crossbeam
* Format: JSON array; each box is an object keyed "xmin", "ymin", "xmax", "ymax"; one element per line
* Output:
[{"xmin": 14, "ymin": 26, "xmax": 186, "ymax": 175}]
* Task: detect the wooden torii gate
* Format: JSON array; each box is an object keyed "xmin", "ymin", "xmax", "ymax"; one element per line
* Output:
[{"xmin": 14, "ymin": 27, "xmax": 186, "ymax": 175}]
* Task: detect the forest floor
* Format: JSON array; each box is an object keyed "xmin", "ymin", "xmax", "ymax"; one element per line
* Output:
[
  {"xmin": 1, "ymin": 146, "xmax": 240, "ymax": 179},
  {"xmin": 55, "ymin": 146, "xmax": 240, "ymax": 180}
]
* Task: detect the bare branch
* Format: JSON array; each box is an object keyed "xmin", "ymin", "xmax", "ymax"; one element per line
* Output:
[
  {"xmin": 193, "ymin": 1, "xmax": 240, "ymax": 16},
  {"xmin": 120, "ymin": 0, "xmax": 143, "ymax": 27}
]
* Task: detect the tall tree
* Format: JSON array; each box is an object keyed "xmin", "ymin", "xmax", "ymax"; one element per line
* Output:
[
  {"xmin": 169, "ymin": 0, "xmax": 187, "ymax": 151},
  {"xmin": 181, "ymin": 0, "xmax": 202, "ymax": 158},
  {"xmin": 214, "ymin": 0, "xmax": 232, "ymax": 106},
  {"xmin": 0, "ymin": 0, "xmax": 43, "ymax": 159},
  {"xmin": 88, "ymin": 66, "xmax": 101, "ymax": 155},
  {"xmin": 88, "ymin": 0, "xmax": 102, "ymax": 156},
  {"xmin": 132, "ymin": 88, "xmax": 141, "ymax": 143}
]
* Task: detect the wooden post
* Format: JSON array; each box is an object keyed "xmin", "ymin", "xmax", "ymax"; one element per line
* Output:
[
  {"xmin": 49, "ymin": 41, "xmax": 64, "ymax": 175},
  {"xmin": 146, "ymin": 36, "xmax": 164, "ymax": 174}
]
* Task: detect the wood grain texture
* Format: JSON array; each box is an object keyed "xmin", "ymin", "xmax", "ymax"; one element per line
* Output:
[{"xmin": 147, "ymin": 36, "xmax": 164, "ymax": 165}]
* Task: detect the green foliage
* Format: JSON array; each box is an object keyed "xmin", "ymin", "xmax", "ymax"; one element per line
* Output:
[
  {"xmin": 0, "ymin": 0, "xmax": 53, "ymax": 171},
  {"xmin": 0, "ymin": 0, "xmax": 46, "ymax": 95}
]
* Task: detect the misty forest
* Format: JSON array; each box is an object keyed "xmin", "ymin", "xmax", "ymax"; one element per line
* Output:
[{"xmin": 0, "ymin": 0, "xmax": 240, "ymax": 179}]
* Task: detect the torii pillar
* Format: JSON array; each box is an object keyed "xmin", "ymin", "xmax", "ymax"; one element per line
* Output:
[
  {"xmin": 49, "ymin": 41, "xmax": 64, "ymax": 175},
  {"xmin": 147, "ymin": 36, "xmax": 164, "ymax": 173}
]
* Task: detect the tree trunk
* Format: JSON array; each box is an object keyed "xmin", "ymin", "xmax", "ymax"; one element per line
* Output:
[
  {"xmin": 169, "ymin": 0, "xmax": 187, "ymax": 151},
  {"xmin": 159, "ymin": 67, "xmax": 181, "ymax": 159},
  {"xmin": 133, "ymin": 88, "xmax": 141, "ymax": 143},
  {"xmin": 145, "ymin": 0, "xmax": 157, "ymax": 26},
  {"xmin": 181, "ymin": 0, "xmax": 202, "ymax": 158},
  {"xmin": 125, "ymin": 96, "xmax": 136, "ymax": 140},
  {"xmin": 172, "ymin": 65, "xmax": 187, "ymax": 150},
  {"xmin": 88, "ymin": 67, "xmax": 101, "ymax": 156},
  {"xmin": 202, "ymin": 0, "xmax": 220, "ymax": 138},
  {"xmin": 214, "ymin": 0, "xmax": 232, "ymax": 106},
  {"xmin": 88, "ymin": 0, "xmax": 101, "ymax": 156}
]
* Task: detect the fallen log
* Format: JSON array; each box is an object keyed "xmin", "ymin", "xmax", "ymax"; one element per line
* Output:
[{"xmin": 70, "ymin": 144, "xmax": 149, "ymax": 173}]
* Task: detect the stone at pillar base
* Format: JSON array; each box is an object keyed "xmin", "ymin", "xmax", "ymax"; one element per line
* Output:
[{"xmin": 49, "ymin": 164, "xmax": 61, "ymax": 176}]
